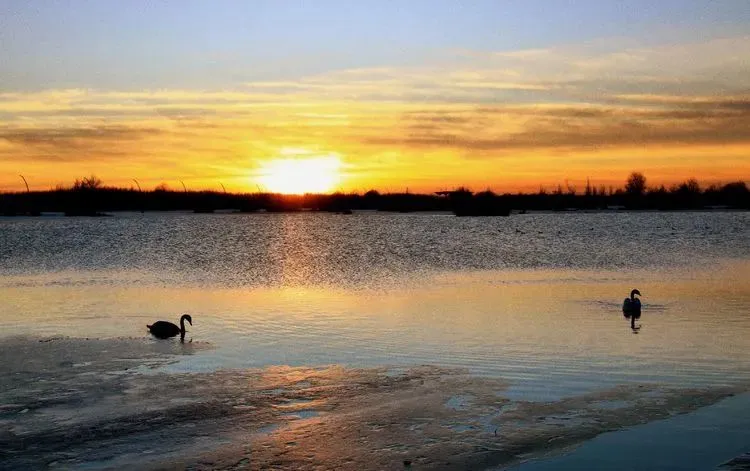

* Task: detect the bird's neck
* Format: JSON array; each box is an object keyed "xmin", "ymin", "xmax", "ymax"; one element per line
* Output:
[{"xmin": 180, "ymin": 318, "xmax": 186, "ymax": 333}]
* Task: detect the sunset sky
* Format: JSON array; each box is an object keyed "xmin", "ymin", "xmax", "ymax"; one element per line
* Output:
[{"xmin": 1, "ymin": 0, "xmax": 749, "ymax": 193}]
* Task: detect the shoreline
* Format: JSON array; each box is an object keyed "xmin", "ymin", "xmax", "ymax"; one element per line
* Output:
[{"xmin": 0, "ymin": 207, "xmax": 749, "ymax": 218}]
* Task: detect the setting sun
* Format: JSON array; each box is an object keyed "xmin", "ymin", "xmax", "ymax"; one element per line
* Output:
[{"xmin": 257, "ymin": 153, "xmax": 342, "ymax": 194}]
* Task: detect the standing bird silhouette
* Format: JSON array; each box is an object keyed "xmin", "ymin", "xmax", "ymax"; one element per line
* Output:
[{"xmin": 148, "ymin": 314, "xmax": 192, "ymax": 341}]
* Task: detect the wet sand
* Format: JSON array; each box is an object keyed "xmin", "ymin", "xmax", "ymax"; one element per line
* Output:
[{"xmin": 1, "ymin": 337, "xmax": 746, "ymax": 470}]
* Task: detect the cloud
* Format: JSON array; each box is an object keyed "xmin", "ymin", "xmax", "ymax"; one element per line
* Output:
[
  {"xmin": 0, "ymin": 124, "xmax": 161, "ymax": 144},
  {"xmin": 1, "ymin": 35, "xmax": 749, "ymax": 189},
  {"xmin": 366, "ymin": 98, "xmax": 750, "ymax": 153}
]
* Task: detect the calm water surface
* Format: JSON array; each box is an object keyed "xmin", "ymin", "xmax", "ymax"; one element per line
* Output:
[{"xmin": 1, "ymin": 211, "xmax": 749, "ymax": 399}]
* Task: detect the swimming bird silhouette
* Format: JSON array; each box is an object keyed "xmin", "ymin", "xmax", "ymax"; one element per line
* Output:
[
  {"xmin": 622, "ymin": 289, "xmax": 642, "ymax": 314},
  {"xmin": 147, "ymin": 314, "xmax": 192, "ymax": 340}
]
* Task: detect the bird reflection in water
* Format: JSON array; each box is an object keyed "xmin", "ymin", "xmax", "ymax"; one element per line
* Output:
[{"xmin": 623, "ymin": 310, "xmax": 642, "ymax": 333}]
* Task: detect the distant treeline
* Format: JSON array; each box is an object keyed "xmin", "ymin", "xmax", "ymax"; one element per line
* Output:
[{"xmin": 1, "ymin": 173, "xmax": 748, "ymax": 216}]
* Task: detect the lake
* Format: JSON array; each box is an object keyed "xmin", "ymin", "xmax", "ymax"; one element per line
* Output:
[{"xmin": 1, "ymin": 211, "xmax": 749, "ymax": 469}]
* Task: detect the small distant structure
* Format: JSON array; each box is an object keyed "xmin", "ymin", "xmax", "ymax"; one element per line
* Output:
[{"xmin": 434, "ymin": 190, "xmax": 463, "ymax": 197}]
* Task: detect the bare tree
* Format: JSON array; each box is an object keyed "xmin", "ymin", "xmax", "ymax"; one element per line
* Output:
[
  {"xmin": 678, "ymin": 178, "xmax": 701, "ymax": 194},
  {"xmin": 625, "ymin": 172, "xmax": 647, "ymax": 196},
  {"xmin": 73, "ymin": 175, "xmax": 103, "ymax": 191}
]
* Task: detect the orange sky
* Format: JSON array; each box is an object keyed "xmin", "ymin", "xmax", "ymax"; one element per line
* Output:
[{"xmin": 1, "ymin": 36, "xmax": 749, "ymax": 193}]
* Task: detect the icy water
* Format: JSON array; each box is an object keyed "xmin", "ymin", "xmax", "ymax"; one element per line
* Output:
[{"xmin": 1, "ymin": 211, "xmax": 749, "ymax": 469}]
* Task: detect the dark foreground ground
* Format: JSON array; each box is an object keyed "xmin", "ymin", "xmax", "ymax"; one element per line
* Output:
[{"xmin": 1, "ymin": 337, "xmax": 747, "ymax": 470}]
